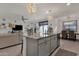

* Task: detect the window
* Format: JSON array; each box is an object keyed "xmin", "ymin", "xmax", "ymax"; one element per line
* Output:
[
  {"xmin": 63, "ymin": 20, "xmax": 77, "ymax": 32},
  {"xmin": 39, "ymin": 21, "xmax": 48, "ymax": 37}
]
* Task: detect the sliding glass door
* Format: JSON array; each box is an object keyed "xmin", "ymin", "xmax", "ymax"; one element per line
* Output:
[{"xmin": 39, "ymin": 21, "xmax": 48, "ymax": 37}]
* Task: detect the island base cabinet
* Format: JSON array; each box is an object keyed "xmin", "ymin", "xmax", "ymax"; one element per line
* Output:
[
  {"xmin": 24, "ymin": 35, "xmax": 59, "ymax": 56},
  {"xmin": 39, "ymin": 41, "xmax": 50, "ymax": 56},
  {"xmin": 50, "ymin": 36, "xmax": 58, "ymax": 52},
  {"xmin": 27, "ymin": 38, "xmax": 38, "ymax": 56}
]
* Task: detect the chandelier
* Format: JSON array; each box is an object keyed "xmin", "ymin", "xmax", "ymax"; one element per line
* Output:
[{"xmin": 26, "ymin": 3, "xmax": 37, "ymax": 14}]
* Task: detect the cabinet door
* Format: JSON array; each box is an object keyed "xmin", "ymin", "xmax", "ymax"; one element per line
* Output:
[
  {"xmin": 39, "ymin": 40, "xmax": 50, "ymax": 56},
  {"xmin": 50, "ymin": 35, "xmax": 57, "ymax": 52},
  {"xmin": 27, "ymin": 39, "xmax": 38, "ymax": 56}
]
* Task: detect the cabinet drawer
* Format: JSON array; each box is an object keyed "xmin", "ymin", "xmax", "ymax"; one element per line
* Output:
[
  {"xmin": 38, "ymin": 37, "xmax": 50, "ymax": 44},
  {"xmin": 39, "ymin": 40, "xmax": 50, "ymax": 56}
]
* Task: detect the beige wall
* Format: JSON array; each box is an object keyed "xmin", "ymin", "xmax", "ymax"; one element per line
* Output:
[
  {"xmin": 51, "ymin": 13, "xmax": 79, "ymax": 39},
  {"xmin": 0, "ymin": 15, "xmax": 24, "ymax": 33},
  {"xmin": 56, "ymin": 14, "xmax": 79, "ymax": 33}
]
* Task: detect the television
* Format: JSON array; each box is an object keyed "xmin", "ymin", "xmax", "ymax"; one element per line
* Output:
[{"xmin": 12, "ymin": 25, "xmax": 23, "ymax": 31}]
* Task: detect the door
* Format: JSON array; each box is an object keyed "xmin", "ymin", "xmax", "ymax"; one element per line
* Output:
[{"xmin": 39, "ymin": 21, "xmax": 48, "ymax": 37}]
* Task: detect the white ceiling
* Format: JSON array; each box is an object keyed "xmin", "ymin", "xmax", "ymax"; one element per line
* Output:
[{"xmin": 0, "ymin": 3, "xmax": 79, "ymax": 20}]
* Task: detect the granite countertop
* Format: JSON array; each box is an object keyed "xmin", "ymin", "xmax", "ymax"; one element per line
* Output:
[
  {"xmin": 0, "ymin": 33, "xmax": 11, "ymax": 36},
  {"xmin": 0, "ymin": 32, "xmax": 21, "ymax": 37},
  {"xmin": 23, "ymin": 34, "xmax": 41, "ymax": 39},
  {"xmin": 23, "ymin": 34, "xmax": 56, "ymax": 40}
]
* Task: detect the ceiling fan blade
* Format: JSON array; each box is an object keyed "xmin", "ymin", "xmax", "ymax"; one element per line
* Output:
[{"xmin": 22, "ymin": 16, "xmax": 28, "ymax": 20}]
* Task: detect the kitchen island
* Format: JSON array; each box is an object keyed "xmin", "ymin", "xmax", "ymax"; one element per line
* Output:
[{"xmin": 23, "ymin": 34, "xmax": 60, "ymax": 56}]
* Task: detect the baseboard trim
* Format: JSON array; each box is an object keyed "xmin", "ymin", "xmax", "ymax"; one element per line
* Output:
[
  {"xmin": 0, "ymin": 43, "xmax": 22, "ymax": 50},
  {"xmin": 49, "ymin": 46, "xmax": 59, "ymax": 56}
]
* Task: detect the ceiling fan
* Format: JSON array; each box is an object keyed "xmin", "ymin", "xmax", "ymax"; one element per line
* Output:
[{"xmin": 22, "ymin": 16, "xmax": 28, "ymax": 23}]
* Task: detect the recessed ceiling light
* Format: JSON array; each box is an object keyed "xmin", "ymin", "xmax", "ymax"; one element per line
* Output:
[
  {"xmin": 66, "ymin": 3, "xmax": 71, "ymax": 6},
  {"xmin": 46, "ymin": 9, "xmax": 52, "ymax": 14},
  {"xmin": 46, "ymin": 11, "xmax": 49, "ymax": 14}
]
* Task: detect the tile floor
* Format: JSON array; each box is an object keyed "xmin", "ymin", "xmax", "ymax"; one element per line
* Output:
[
  {"xmin": 52, "ymin": 39, "xmax": 79, "ymax": 56},
  {"xmin": 0, "ymin": 39, "xmax": 79, "ymax": 56},
  {"xmin": 0, "ymin": 45, "xmax": 21, "ymax": 56}
]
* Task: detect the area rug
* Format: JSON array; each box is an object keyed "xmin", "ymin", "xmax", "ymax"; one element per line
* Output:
[{"xmin": 55, "ymin": 48, "xmax": 77, "ymax": 56}]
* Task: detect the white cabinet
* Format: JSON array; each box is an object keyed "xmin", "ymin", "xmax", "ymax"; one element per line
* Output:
[
  {"xmin": 26, "ymin": 38, "xmax": 38, "ymax": 56},
  {"xmin": 50, "ymin": 35, "xmax": 57, "ymax": 52},
  {"xmin": 39, "ymin": 40, "xmax": 50, "ymax": 56},
  {"xmin": 23, "ymin": 35, "xmax": 59, "ymax": 56}
]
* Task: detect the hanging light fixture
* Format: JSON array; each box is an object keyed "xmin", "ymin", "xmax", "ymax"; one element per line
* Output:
[{"xmin": 26, "ymin": 3, "xmax": 37, "ymax": 14}]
